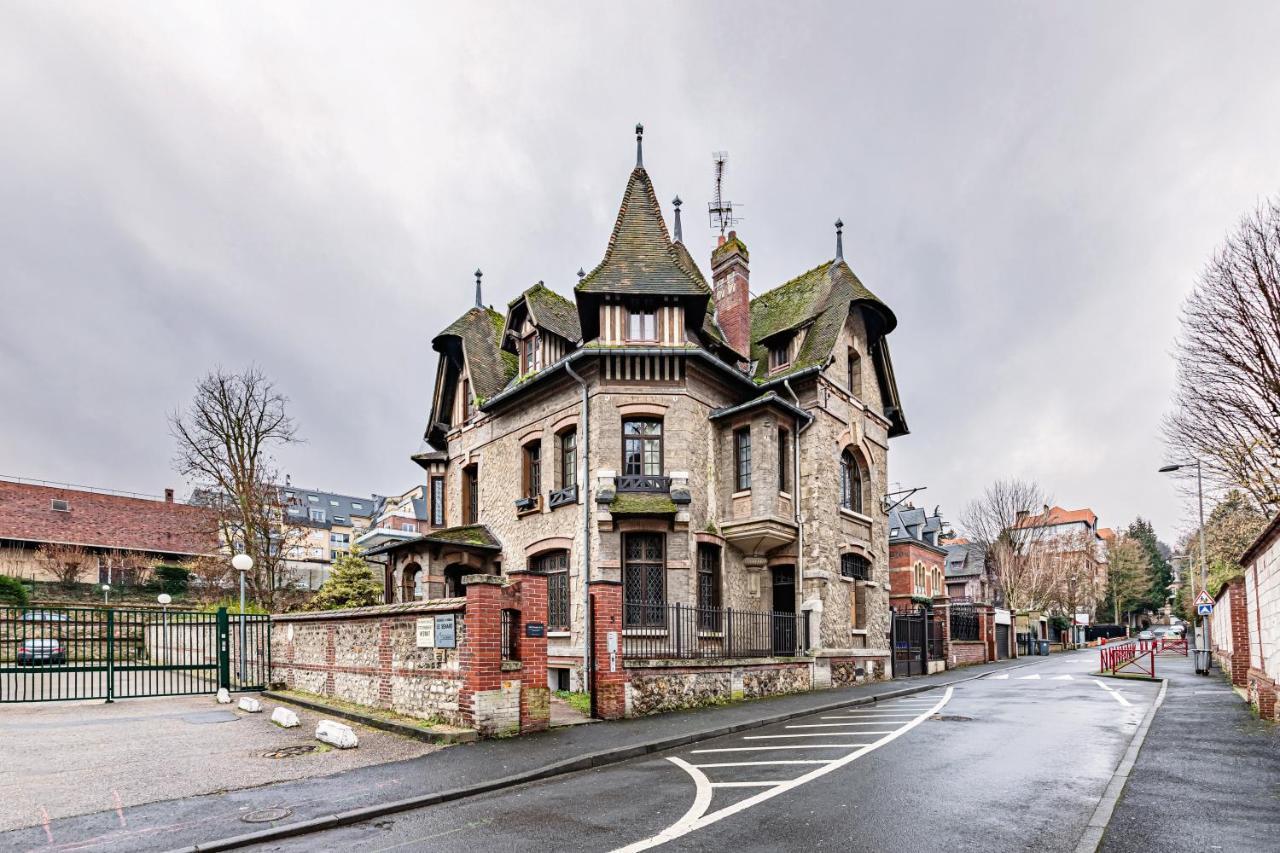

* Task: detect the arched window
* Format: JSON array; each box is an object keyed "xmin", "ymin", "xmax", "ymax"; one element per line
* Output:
[
  {"xmin": 401, "ymin": 562, "xmax": 422, "ymax": 602},
  {"xmin": 840, "ymin": 449, "xmax": 864, "ymax": 514}
]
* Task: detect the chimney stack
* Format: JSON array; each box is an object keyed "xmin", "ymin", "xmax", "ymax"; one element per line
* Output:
[
  {"xmin": 164, "ymin": 488, "xmax": 174, "ymax": 503},
  {"xmin": 711, "ymin": 229, "xmax": 750, "ymax": 361}
]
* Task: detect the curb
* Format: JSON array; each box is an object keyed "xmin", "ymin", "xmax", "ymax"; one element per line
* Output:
[
  {"xmin": 172, "ymin": 660, "xmax": 1031, "ymax": 852},
  {"xmin": 262, "ymin": 691, "xmax": 478, "ymax": 745},
  {"xmin": 1073, "ymin": 676, "xmax": 1169, "ymax": 852}
]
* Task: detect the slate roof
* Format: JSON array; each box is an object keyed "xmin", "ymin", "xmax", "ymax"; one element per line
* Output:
[
  {"xmin": 749, "ymin": 259, "xmax": 896, "ymax": 384},
  {"xmin": 432, "ymin": 306, "xmax": 517, "ymax": 404},
  {"xmin": 889, "ymin": 506, "xmax": 945, "ymax": 548},
  {"xmin": 945, "ymin": 542, "xmax": 986, "ymax": 578},
  {"xmin": 576, "ymin": 167, "xmax": 711, "ymax": 299},
  {"xmin": 519, "ymin": 282, "xmax": 581, "ymax": 343},
  {"xmin": 280, "ymin": 487, "xmax": 380, "ymax": 529}
]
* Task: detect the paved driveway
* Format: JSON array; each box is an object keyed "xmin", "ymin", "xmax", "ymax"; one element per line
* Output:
[{"xmin": 0, "ymin": 693, "xmax": 440, "ymax": 836}]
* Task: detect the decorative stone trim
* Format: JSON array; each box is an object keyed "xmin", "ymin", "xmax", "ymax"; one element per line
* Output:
[
  {"xmin": 525, "ymin": 536, "xmax": 574, "ymax": 557},
  {"xmin": 616, "ymin": 401, "xmax": 669, "ymax": 417}
]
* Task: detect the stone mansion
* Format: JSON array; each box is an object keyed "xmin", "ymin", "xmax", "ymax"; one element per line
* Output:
[{"xmin": 372, "ymin": 128, "xmax": 908, "ymax": 692}]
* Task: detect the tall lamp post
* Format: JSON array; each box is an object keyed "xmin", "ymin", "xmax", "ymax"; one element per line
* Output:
[
  {"xmin": 1158, "ymin": 460, "xmax": 1210, "ymax": 674},
  {"xmin": 231, "ymin": 554, "xmax": 253, "ymax": 687}
]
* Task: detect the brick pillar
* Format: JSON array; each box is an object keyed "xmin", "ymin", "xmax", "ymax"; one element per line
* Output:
[
  {"xmin": 377, "ymin": 619, "xmax": 393, "ymax": 705},
  {"xmin": 1229, "ymin": 580, "xmax": 1251, "ymax": 688},
  {"xmin": 711, "ymin": 232, "xmax": 750, "ymax": 361},
  {"xmin": 460, "ymin": 575, "xmax": 505, "ymax": 734},
  {"xmin": 589, "ymin": 581, "xmax": 626, "ymax": 720},
  {"xmin": 933, "ymin": 596, "xmax": 951, "ymax": 668},
  {"xmin": 324, "ymin": 624, "xmax": 336, "ymax": 696},
  {"xmin": 510, "ymin": 571, "xmax": 550, "ymax": 733}
]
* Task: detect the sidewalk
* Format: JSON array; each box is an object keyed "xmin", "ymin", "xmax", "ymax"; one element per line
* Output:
[
  {"xmin": 1100, "ymin": 655, "xmax": 1280, "ymax": 853},
  {"xmin": 0, "ymin": 656, "xmax": 1028, "ymax": 852}
]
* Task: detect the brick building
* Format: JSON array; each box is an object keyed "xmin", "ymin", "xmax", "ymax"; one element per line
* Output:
[
  {"xmin": 1224, "ymin": 512, "xmax": 1280, "ymax": 720},
  {"xmin": 368, "ymin": 128, "xmax": 909, "ymax": 694},
  {"xmin": 0, "ymin": 476, "xmax": 217, "ymax": 584}
]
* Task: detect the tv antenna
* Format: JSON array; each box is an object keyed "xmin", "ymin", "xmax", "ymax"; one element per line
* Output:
[{"xmin": 708, "ymin": 151, "xmax": 740, "ymax": 235}]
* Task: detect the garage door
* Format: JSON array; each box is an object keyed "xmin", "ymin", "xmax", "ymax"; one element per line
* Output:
[{"xmin": 996, "ymin": 624, "xmax": 1010, "ymax": 660}]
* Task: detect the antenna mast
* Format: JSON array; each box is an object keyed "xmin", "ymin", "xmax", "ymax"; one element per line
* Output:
[{"xmin": 708, "ymin": 151, "xmax": 739, "ymax": 236}]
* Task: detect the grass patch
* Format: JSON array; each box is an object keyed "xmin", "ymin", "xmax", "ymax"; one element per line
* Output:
[{"xmin": 553, "ymin": 690, "xmax": 591, "ymax": 715}]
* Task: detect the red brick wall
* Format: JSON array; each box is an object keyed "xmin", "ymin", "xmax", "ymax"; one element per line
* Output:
[
  {"xmin": 0, "ymin": 479, "xmax": 217, "ymax": 557},
  {"xmin": 952, "ymin": 641, "xmax": 988, "ymax": 667},
  {"xmin": 711, "ymin": 233, "xmax": 750, "ymax": 360},
  {"xmin": 589, "ymin": 581, "xmax": 626, "ymax": 720},
  {"xmin": 1214, "ymin": 580, "xmax": 1251, "ymax": 688}
]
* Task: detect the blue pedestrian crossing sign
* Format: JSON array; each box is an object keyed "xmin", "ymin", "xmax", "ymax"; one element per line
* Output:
[{"xmin": 1197, "ymin": 602, "xmax": 1214, "ymax": 616}]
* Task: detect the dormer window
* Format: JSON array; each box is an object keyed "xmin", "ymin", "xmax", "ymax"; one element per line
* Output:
[
  {"xmin": 768, "ymin": 341, "xmax": 790, "ymax": 371},
  {"xmin": 520, "ymin": 332, "xmax": 542, "ymax": 374},
  {"xmin": 627, "ymin": 303, "xmax": 657, "ymax": 341}
]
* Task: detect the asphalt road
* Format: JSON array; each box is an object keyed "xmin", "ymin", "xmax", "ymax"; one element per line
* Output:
[{"xmin": 252, "ymin": 650, "xmax": 1160, "ymax": 853}]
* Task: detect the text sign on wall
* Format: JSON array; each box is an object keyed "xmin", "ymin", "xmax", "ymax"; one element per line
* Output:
[
  {"xmin": 435, "ymin": 613, "xmax": 457, "ymax": 649},
  {"xmin": 525, "ymin": 621, "xmax": 545, "ymax": 638},
  {"xmin": 415, "ymin": 617, "xmax": 435, "ymax": 649}
]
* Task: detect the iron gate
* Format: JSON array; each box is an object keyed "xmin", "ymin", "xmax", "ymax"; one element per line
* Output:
[
  {"xmin": 892, "ymin": 607, "xmax": 927, "ymax": 677},
  {"xmin": 0, "ymin": 605, "xmax": 270, "ymax": 703}
]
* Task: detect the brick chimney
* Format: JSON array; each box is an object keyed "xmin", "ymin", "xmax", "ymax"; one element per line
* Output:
[
  {"xmin": 711, "ymin": 230, "xmax": 750, "ymax": 360},
  {"xmin": 164, "ymin": 488, "xmax": 174, "ymax": 503}
]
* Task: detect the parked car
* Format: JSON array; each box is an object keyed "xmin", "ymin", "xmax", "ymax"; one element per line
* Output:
[
  {"xmin": 1167, "ymin": 625, "xmax": 1185, "ymax": 638},
  {"xmin": 16, "ymin": 639, "xmax": 67, "ymax": 665},
  {"xmin": 1138, "ymin": 629, "xmax": 1155, "ymax": 640},
  {"xmin": 21, "ymin": 610, "xmax": 69, "ymax": 622},
  {"xmin": 1152, "ymin": 627, "xmax": 1168, "ymax": 638}
]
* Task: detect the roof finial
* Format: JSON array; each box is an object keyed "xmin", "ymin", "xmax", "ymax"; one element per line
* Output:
[
  {"xmin": 834, "ymin": 219, "xmax": 844, "ymax": 261},
  {"xmin": 474, "ymin": 268, "xmax": 483, "ymax": 308},
  {"xmin": 672, "ymin": 196, "xmax": 683, "ymax": 243},
  {"xmin": 577, "ymin": 267, "xmax": 585, "ymax": 279},
  {"xmin": 635, "ymin": 122, "xmax": 644, "ymax": 168}
]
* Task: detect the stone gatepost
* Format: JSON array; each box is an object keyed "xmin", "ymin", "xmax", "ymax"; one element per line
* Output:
[{"xmin": 589, "ymin": 580, "xmax": 626, "ymax": 720}]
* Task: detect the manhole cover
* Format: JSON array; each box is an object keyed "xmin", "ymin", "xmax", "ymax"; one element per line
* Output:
[
  {"xmin": 263, "ymin": 745, "xmax": 317, "ymax": 759},
  {"xmin": 930, "ymin": 714, "xmax": 973, "ymax": 722},
  {"xmin": 241, "ymin": 807, "xmax": 292, "ymax": 824}
]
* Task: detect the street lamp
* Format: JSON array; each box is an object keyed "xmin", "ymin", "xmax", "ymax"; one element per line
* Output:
[
  {"xmin": 157, "ymin": 593, "xmax": 172, "ymax": 664},
  {"xmin": 231, "ymin": 553, "xmax": 253, "ymax": 687},
  {"xmin": 101, "ymin": 583, "xmax": 111, "ymax": 604},
  {"xmin": 1158, "ymin": 460, "xmax": 1210, "ymax": 674}
]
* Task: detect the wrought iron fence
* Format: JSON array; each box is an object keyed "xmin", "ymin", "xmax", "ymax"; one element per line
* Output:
[
  {"xmin": 950, "ymin": 605, "xmax": 980, "ymax": 642},
  {"xmin": 622, "ymin": 601, "xmax": 809, "ymax": 660},
  {"xmin": 0, "ymin": 605, "xmax": 270, "ymax": 703},
  {"xmin": 616, "ymin": 475, "xmax": 671, "ymax": 493},
  {"xmin": 500, "ymin": 608, "xmax": 514, "ymax": 661}
]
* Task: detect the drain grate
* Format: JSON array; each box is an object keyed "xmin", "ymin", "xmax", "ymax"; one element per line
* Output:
[
  {"xmin": 263, "ymin": 744, "xmax": 317, "ymax": 759},
  {"xmin": 930, "ymin": 714, "xmax": 973, "ymax": 722},
  {"xmin": 241, "ymin": 807, "xmax": 292, "ymax": 824}
]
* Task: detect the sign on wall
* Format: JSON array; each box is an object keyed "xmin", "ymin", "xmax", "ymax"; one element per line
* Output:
[
  {"xmin": 524, "ymin": 622, "xmax": 546, "ymax": 638},
  {"xmin": 415, "ymin": 617, "xmax": 435, "ymax": 649},
  {"xmin": 435, "ymin": 613, "xmax": 457, "ymax": 649}
]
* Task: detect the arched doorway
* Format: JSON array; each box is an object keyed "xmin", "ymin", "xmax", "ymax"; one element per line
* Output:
[
  {"xmin": 444, "ymin": 564, "xmax": 470, "ymax": 598},
  {"xmin": 401, "ymin": 562, "xmax": 422, "ymax": 602}
]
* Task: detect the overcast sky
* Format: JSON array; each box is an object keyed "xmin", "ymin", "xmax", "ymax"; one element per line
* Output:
[{"xmin": 4, "ymin": 1, "xmax": 1279, "ymax": 544}]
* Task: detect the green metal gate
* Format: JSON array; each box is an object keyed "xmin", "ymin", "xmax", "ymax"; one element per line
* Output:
[{"xmin": 0, "ymin": 605, "xmax": 270, "ymax": 703}]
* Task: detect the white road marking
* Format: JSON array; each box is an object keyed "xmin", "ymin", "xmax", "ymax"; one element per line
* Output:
[
  {"xmin": 819, "ymin": 714, "xmax": 918, "ymax": 719},
  {"xmin": 742, "ymin": 732, "xmax": 892, "ymax": 739},
  {"xmin": 710, "ymin": 781, "xmax": 786, "ymax": 788},
  {"xmin": 786, "ymin": 722, "xmax": 905, "ymax": 728},
  {"xmin": 988, "ymin": 673, "xmax": 1010, "ymax": 679},
  {"xmin": 689, "ymin": 744, "xmax": 875, "ymax": 753},
  {"xmin": 1051, "ymin": 675, "xmax": 1074, "ymax": 680},
  {"xmin": 691, "ymin": 760, "xmax": 833, "ymax": 768},
  {"xmin": 1018, "ymin": 674, "xmax": 1041, "ymax": 680},
  {"xmin": 612, "ymin": 687, "xmax": 952, "ymax": 852},
  {"xmin": 1092, "ymin": 679, "xmax": 1133, "ymax": 707}
]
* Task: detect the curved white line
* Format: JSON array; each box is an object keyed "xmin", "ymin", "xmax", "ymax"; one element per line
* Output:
[{"xmin": 612, "ymin": 687, "xmax": 952, "ymax": 852}]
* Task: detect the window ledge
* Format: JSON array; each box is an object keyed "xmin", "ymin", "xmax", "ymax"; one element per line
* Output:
[
  {"xmin": 778, "ymin": 491, "xmax": 792, "ymax": 500},
  {"xmin": 731, "ymin": 489, "xmax": 751, "ymax": 499},
  {"xmin": 839, "ymin": 508, "xmax": 874, "ymax": 524},
  {"xmin": 547, "ymin": 630, "xmax": 571, "ymax": 638},
  {"xmin": 848, "ymin": 628, "xmax": 869, "ymax": 637},
  {"xmin": 500, "ymin": 660, "xmax": 523, "ymax": 671}
]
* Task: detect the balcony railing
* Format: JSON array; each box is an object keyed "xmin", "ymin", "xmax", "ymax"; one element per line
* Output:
[
  {"xmin": 617, "ymin": 475, "xmax": 671, "ymax": 493},
  {"xmin": 548, "ymin": 485, "xmax": 577, "ymax": 509},
  {"xmin": 623, "ymin": 601, "xmax": 810, "ymax": 660}
]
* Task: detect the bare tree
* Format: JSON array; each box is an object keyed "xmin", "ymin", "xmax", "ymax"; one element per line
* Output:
[
  {"xmin": 183, "ymin": 554, "xmax": 233, "ymax": 604},
  {"xmin": 101, "ymin": 549, "xmax": 156, "ymax": 588},
  {"xmin": 960, "ymin": 479, "xmax": 1059, "ymax": 611},
  {"xmin": 34, "ymin": 543, "xmax": 92, "ymax": 588},
  {"xmin": 1163, "ymin": 199, "xmax": 1280, "ymax": 511},
  {"xmin": 170, "ymin": 367, "xmax": 303, "ymax": 610}
]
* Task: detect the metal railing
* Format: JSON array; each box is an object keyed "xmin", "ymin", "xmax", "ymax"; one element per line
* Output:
[
  {"xmin": 950, "ymin": 605, "xmax": 980, "ymax": 642},
  {"xmin": 1099, "ymin": 640, "xmax": 1156, "ymax": 677},
  {"xmin": 623, "ymin": 601, "xmax": 809, "ymax": 660},
  {"xmin": 1, "ymin": 605, "xmax": 270, "ymax": 702},
  {"xmin": 617, "ymin": 475, "xmax": 671, "ymax": 493},
  {"xmin": 548, "ymin": 485, "xmax": 577, "ymax": 508}
]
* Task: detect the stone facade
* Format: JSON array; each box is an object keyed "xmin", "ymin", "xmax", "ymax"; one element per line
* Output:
[{"xmin": 383, "ymin": 134, "xmax": 910, "ymax": 706}]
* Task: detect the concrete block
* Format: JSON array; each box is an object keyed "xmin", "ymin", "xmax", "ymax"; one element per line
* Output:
[
  {"xmin": 238, "ymin": 697, "xmax": 262, "ymax": 713},
  {"xmin": 271, "ymin": 707, "xmax": 300, "ymax": 728},
  {"xmin": 216, "ymin": 688, "xmax": 231, "ymax": 704},
  {"xmin": 315, "ymin": 719, "xmax": 358, "ymax": 749}
]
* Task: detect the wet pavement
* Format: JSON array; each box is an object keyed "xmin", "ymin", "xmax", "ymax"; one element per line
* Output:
[{"xmin": 250, "ymin": 650, "xmax": 1160, "ymax": 852}]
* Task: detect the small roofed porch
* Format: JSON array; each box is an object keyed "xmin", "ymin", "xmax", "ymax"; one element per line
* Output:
[{"xmin": 364, "ymin": 524, "xmax": 504, "ymax": 603}]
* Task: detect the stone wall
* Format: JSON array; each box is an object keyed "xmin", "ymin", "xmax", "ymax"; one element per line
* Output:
[
  {"xmin": 624, "ymin": 660, "xmax": 813, "ymax": 717},
  {"xmin": 271, "ymin": 600, "xmax": 467, "ymax": 726}
]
